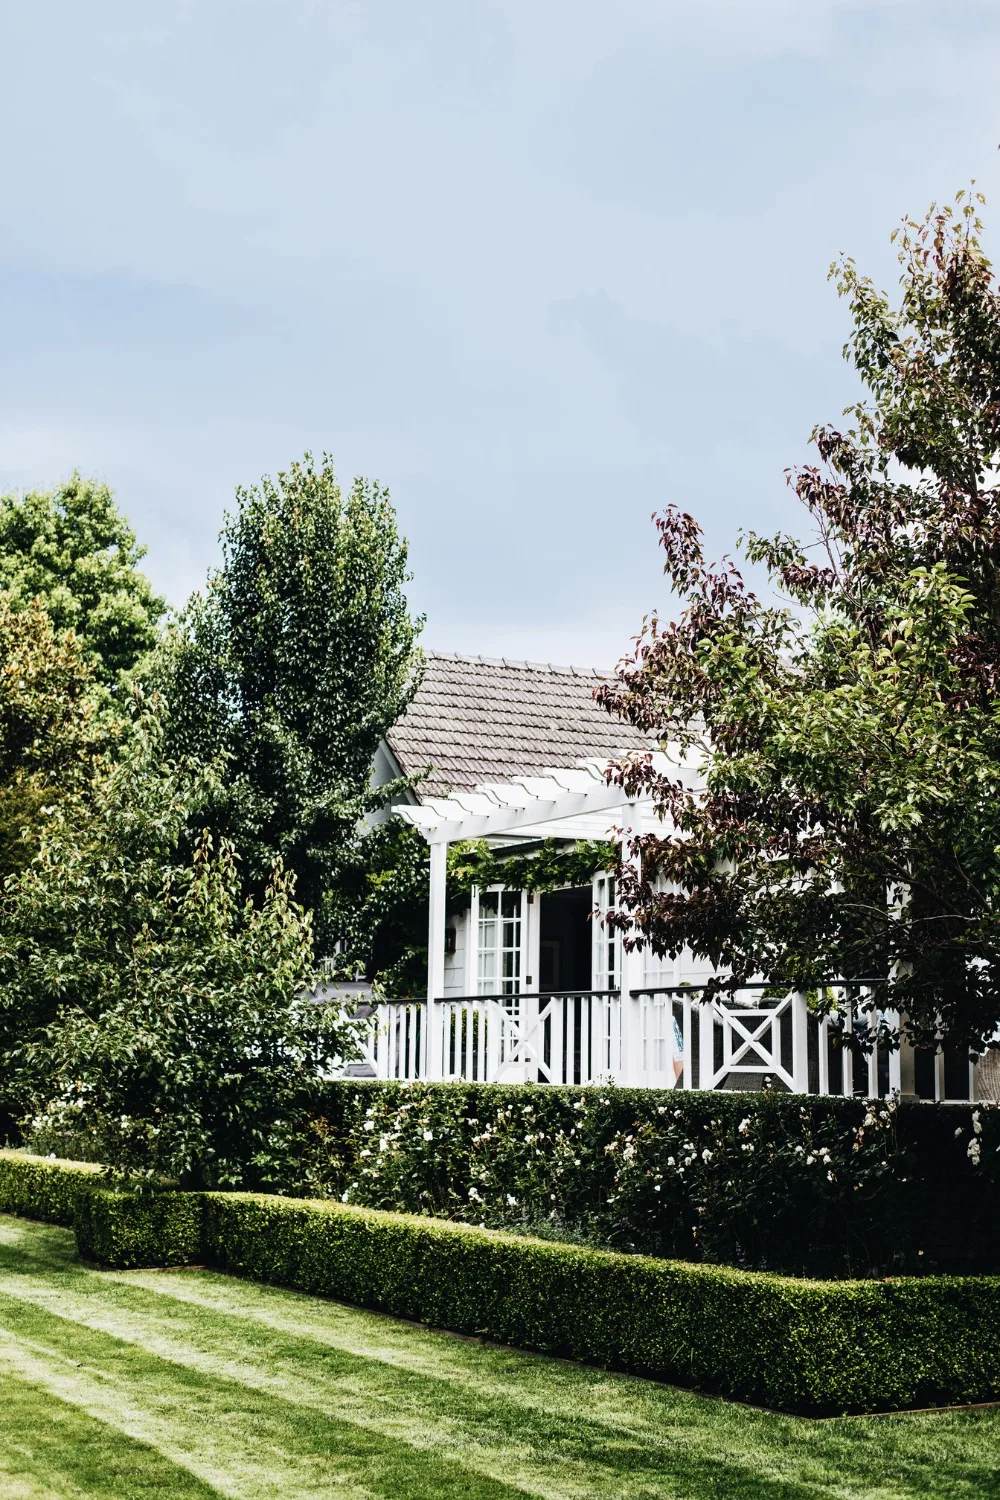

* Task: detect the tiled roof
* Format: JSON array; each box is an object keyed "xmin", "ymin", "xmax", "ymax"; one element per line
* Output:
[{"xmin": 387, "ymin": 652, "xmax": 651, "ymax": 801}]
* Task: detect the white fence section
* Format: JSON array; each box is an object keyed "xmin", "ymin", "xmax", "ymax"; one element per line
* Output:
[{"xmin": 352, "ymin": 982, "xmax": 950, "ymax": 1097}]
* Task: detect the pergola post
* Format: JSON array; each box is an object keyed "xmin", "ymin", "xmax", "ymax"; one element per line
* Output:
[{"xmin": 425, "ymin": 839, "xmax": 447, "ymax": 1078}]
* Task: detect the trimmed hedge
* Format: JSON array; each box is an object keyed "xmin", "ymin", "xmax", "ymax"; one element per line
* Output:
[
  {"xmin": 74, "ymin": 1188, "xmax": 204, "ymax": 1270},
  {"xmin": 200, "ymin": 1191, "xmax": 1000, "ymax": 1416},
  {"xmin": 310, "ymin": 1082, "xmax": 1000, "ymax": 1276},
  {"xmin": 1, "ymin": 1151, "xmax": 999, "ymax": 1414},
  {"xmin": 0, "ymin": 1148, "xmax": 102, "ymax": 1227},
  {"xmin": 0, "ymin": 1150, "xmax": 201, "ymax": 1269}
]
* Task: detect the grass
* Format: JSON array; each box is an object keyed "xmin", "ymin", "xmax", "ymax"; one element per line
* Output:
[{"xmin": 0, "ymin": 1217, "xmax": 996, "ymax": 1498}]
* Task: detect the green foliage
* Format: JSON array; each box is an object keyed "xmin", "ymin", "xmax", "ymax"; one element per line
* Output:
[
  {"xmin": 200, "ymin": 1190, "xmax": 1000, "ymax": 1415},
  {"xmin": 0, "ymin": 1148, "xmax": 102, "ymax": 1226},
  {"xmin": 74, "ymin": 1188, "xmax": 203, "ymax": 1269},
  {"xmin": 0, "ymin": 474, "xmax": 165, "ymax": 687},
  {"xmin": 0, "ymin": 708, "xmax": 359, "ymax": 1188},
  {"xmin": 447, "ymin": 838, "xmax": 615, "ymax": 901},
  {"xmin": 600, "ymin": 190, "xmax": 1000, "ymax": 1050},
  {"xmin": 0, "ymin": 593, "xmax": 106, "ymax": 880},
  {"xmin": 152, "ymin": 453, "xmax": 422, "ymax": 951},
  {"xmin": 310, "ymin": 1082, "xmax": 1000, "ymax": 1276},
  {"xmin": 0, "ymin": 711, "xmax": 220, "ymax": 1058},
  {"xmin": 17, "ymin": 840, "xmax": 350, "ymax": 1191}
]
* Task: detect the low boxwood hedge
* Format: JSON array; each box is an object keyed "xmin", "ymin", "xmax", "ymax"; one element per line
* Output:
[
  {"xmin": 3, "ymin": 1151, "xmax": 1000, "ymax": 1414},
  {"xmin": 0, "ymin": 1150, "xmax": 202, "ymax": 1269},
  {"xmin": 199, "ymin": 1191, "xmax": 1000, "ymax": 1415},
  {"xmin": 74, "ymin": 1188, "xmax": 205, "ymax": 1270},
  {"xmin": 0, "ymin": 1148, "xmax": 102, "ymax": 1226}
]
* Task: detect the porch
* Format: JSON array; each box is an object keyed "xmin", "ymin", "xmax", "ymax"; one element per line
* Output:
[{"xmin": 359, "ymin": 756, "xmax": 978, "ymax": 1101}]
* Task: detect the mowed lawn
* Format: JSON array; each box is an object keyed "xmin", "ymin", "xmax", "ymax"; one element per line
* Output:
[{"xmin": 0, "ymin": 1218, "xmax": 995, "ymax": 1500}]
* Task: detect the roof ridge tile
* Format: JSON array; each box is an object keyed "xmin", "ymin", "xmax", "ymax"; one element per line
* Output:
[{"xmin": 425, "ymin": 649, "xmax": 610, "ymax": 678}]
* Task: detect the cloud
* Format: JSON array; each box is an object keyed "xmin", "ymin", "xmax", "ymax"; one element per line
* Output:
[{"xmin": 1, "ymin": 1, "xmax": 1000, "ymax": 664}]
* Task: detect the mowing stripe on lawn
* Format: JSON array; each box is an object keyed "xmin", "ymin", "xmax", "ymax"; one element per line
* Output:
[
  {"xmin": 1, "ymin": 1216, "xmax": 1000, "ymax": 1500},
  {"xmin": 0, "ymin": 1281, "xmax": 835, "ymax": 1500},
  {"xmin": 0, "ymin": 1366, "xmax": 224, "ymax": 1500},
  {"xmin": 0, "ymin": 1314, "xmax": 531, "ymax": 1500}
]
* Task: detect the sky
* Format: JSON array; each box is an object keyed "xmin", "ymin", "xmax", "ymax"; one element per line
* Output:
[{"xmin": 1, "ymin": 0, "xmax": 1000, "ymax": 668}]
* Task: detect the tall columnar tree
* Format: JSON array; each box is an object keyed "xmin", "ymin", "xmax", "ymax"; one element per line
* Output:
[
  {"xmin": 154, "ymin": 453, "xmax": 422, "ymax": 950},
  {"xmin": 0, "ymin": 474, "xmax": 165, "ymax": 687},
  {"xmin": 600, "ymin": 189, "xmax": 1000, "ymax": 1053}
]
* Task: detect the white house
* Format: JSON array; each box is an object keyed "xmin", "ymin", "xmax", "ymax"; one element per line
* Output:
[
  {"xmin": 364, "ymin": 651, "xmax": 980, "ymax": 1103},
  {"xmin": 373, "ymin": 652, "xmax": 697, "ymax": 1000}
]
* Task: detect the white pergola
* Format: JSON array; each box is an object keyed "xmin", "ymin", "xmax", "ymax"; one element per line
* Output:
[{"xmin": 395, "ymin": 750, "xmax": 698, "ymax": 1006}]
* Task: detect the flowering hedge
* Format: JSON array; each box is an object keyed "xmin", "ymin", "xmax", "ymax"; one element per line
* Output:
[{"xmin": 309, "ymin": 1083, "xmax": 1000, "ymax": 1277}]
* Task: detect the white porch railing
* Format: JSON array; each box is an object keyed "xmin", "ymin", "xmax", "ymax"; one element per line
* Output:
[{"xmin": 352, "ymin": 981, "xmax": 959, "ymax": 1097}]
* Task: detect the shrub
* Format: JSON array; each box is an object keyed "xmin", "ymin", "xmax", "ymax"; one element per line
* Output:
[
  {"xmin": 0, "ymin": 1148, "xmax": 102, "ymax": 1227},
  {"xmin": 309, "ymin": 1082, "xmax": 1000, "ymax": 1276},
  {"xmin": 73, "ymin": 1189, "xmax": 204, "ymax": 1270},
  {"xmin": 2, "ymin": 1148, "xmax": 998, "ymax": 1414},
  {"xmin": 201, "ymin": 1190, "xmax": 1000, "ymax": 1415}
]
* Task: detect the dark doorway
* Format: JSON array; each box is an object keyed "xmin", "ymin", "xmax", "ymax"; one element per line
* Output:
[{"xmin": 539, "ymin": 887, "xmax": 592, "ymax": 992}]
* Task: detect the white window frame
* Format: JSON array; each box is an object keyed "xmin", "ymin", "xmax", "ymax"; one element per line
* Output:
[
  {"xmin": 470, "ymin": 885, "xmax": 528, "ymax": 1003},
  {"xmin": 592, "ymin": 872, "xmax": 617, "ymax": 991}
]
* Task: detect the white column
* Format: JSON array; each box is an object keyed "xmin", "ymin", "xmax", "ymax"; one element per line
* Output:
[
  {"xmin": 426, "ymin": 839, "xmax": 447, "ymax": 1078},
  {"xmin": 619, "ymin": 800, "xmax": 646, "ymax": 1086}
]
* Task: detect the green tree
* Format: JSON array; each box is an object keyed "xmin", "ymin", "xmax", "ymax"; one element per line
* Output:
[
  {"xmin": 0, "ymin": 593, "xmax": 105, "ymax": 879},
  {"xmin": 153, "ymin": 453, "xmax": 423, "ymax": 951},
  {"xmin": 3, "ymin": 715, "xmax": 356, "ymax": 1187},
  {"xmin": 0, "ymin": 473, "xmax": 165, "ymax": 686},
  {"xmin": 600, "ymin": 189, "xmax": 1000, "ymax": 1052}
]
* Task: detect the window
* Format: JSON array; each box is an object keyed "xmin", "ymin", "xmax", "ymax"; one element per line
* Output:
[
  {"xmin": 476, "ymin": 888, "xmax": 522, "ymax": 995},
  {"xmin": 592, "ymin": 874, "xmax": 617, "ymax": 990}
]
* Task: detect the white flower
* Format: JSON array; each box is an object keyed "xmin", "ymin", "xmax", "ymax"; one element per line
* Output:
[
  {"xmin": 468, "ymin": 1186, "xmax": 482, "ymax": 1202},
  {"xmin": 653, "ymin": 1184, "xmax": 661, "ymax": 1192},
  {"xmin": 422, "ymin": 1129, "xmax": 434, "ymax": 1141},
  {"xmin": 666, "ymin": 1156, "xmax": 676, "ymax": 1166},
  {"xmin": 973, "ymin": 1110, "xmax": 983, "ymax": 1136},
  {"xmin": 738, "ymin": 1118, "xmax": 751, "ymax": 1134},
  {"xmin": 968, "ymin": 1138, "xmax": 982, "ymax": 1165},
  {"xmin": 701, "ymin": 1149, "xmax": 713, "ymax": 1163},
  {"xmin": 506, "ymin": 1194, "xmax": 518, "ymax": 1207},
  {"xmin": 363, "ymin": 1121, "xmax": 375, "ymax": 1132}
]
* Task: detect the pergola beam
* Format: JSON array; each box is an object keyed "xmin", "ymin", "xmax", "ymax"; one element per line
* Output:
[{"xmin": 400, "ymin": 781, "xmax": 629, "ymax": 845}]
